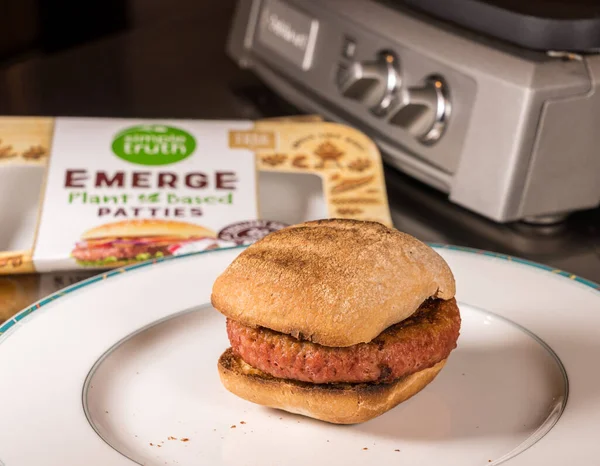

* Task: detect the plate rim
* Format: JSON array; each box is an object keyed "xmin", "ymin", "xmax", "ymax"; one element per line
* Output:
[{"xmin": 1, "ymin": 243, "xmax": 599, "ymax": 342}]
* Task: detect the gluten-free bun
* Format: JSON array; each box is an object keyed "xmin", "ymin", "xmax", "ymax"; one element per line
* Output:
[
  {"xmin": 218, "ymin": 348, "xmax": 446, "ymax": 425},
  {"xmin": 211, "ymin": 219, "xmax": 455, "ymax": 347},
  {"xmin": 82, "ymin": 219, "xmax": 216, "ymax": 240}
]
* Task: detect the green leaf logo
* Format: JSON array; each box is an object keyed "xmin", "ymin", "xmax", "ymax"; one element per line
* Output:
[{"xmin": 111, "ymin": 125, "xmax": 196, "ymax": 166}]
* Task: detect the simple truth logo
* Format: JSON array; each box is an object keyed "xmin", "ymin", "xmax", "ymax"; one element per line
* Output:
[{"xmin": 111, "ymin": 125, "xmax": 197, "ymax": 166}]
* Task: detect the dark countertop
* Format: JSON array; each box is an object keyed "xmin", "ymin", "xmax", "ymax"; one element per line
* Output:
[{"xmin": 1, "ymin": 0, "xmax": 599, "ymax": 285}]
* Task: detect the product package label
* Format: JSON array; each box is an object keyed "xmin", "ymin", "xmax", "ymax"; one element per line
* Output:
[
  {"xmin": 33, "ymin": 118, "xmax": 259, "ymax": 272},
  {"xmin": 0, "ymin": 116, "xmax": 393, "ymax": 275}
]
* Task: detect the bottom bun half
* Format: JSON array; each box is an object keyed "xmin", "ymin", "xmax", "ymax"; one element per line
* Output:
[{"xmin": 218, "ymin": 348, "xmax": 446, "ymax": 425}]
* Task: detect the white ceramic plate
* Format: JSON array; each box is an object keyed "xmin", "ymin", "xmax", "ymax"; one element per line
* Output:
[{"xmin": 1, "ymin": 245, "xmax": 599, "ymax": 466}]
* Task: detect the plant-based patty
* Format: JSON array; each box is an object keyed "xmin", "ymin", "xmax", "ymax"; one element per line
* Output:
[
  {"xmin": 227, "ymin": 298, "xmax": 460, "ymax": 384},
  {"xmin": 71, "ymin": 243, "xmax": 171, "ymax": 262}
]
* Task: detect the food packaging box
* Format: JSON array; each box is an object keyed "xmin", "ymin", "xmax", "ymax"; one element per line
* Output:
[{"xmin": 0, "ymin": 116, "xmax": 392, "ymax": 277}]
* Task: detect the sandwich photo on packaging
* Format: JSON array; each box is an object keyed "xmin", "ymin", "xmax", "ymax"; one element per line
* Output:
[
  {"xmin": 71, "ymin": 220, "xmax": 217, "ymax": 268},
  {"xmin": 0, "ymin": 116, "xmax": 392, "ymax": 275}
]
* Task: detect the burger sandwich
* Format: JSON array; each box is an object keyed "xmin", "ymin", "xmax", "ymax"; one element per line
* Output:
[
  {"xmin": 213, "ymin": 219, "xmax": 461, "ymax": 424},
  {"xmin": 71, "ymin": 219, "xmax": 216, "ymax": 267}
]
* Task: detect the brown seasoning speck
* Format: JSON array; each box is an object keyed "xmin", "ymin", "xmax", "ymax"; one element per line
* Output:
[
  {"xmin": 347, "ymin": 157, "xmax": 372, "ymax": 172},
  {"xmin": 331, "ymin": 175, "xmax": 375, "ymax": 194},
  {"xmin": 261, "ymin": 154, "xmax": 287, "ymax": 167},
  {"xmin": 22, "ymin": 145, "xmax": 47, "ymax": 160},
  {"xmin": 337, "ymin": 207, "xmax": 364, "ymax": 216}
]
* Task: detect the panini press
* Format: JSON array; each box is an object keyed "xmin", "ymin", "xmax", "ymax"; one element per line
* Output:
[{"xmin": 227, "ymin": 0, "xmax": 600, "ymax": 224}]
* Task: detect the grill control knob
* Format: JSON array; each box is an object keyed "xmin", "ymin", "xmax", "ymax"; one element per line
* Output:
[
  {"xmin": 337, "ymin": 52, "xmax": 400, "ymax": 116},
  {"xmin": 389, "ymin": 76, "xmax": 451, "ymax": 144}
]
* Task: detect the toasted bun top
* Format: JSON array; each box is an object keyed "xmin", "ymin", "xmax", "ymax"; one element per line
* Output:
[
  {"xmin": 82, "ymin": 219, "xmax": 216, "ymax": 240},
  {"xmin": 211, "ymin": 219, "xmax": 455, "ymax": 347}
]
